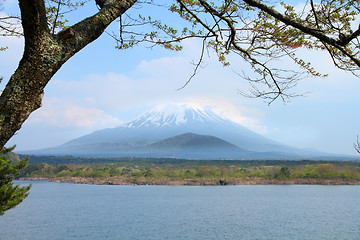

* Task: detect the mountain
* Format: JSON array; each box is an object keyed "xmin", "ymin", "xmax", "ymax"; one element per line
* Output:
[
  {"xmin": 144, "ymin": 132, "xmax": 246, "ymax": 159},
  {"xmin": 57, "ymin": 103, "xmax": 292, "ymax": 151},
  {"xmin": 149, "ymin": 132, "xmax": 240, "ymax": 150},
  {"xmin": 21, "ymin": 103, "xmax": 358, "ymax": 160}
]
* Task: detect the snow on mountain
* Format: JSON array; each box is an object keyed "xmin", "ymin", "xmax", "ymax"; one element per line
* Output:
[{"xmin": 125, "ymin": 103, "xmax": 227, "ymax": 128}]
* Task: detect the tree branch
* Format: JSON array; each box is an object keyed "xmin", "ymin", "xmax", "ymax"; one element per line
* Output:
[
  {"xmin": 18, "ymin": 0, "xmax": 49, "ymax": 43},
  {"xmin": 52, "ymin": 0, "xmax": 62, "ymax": 34},
  {"xmin": 0, "ymin": 0, "xmax": 138, "ymax": 148},
  {"xmin": 338, "ymin": 25, "xmax": 360, "ymax": 46},
  {"xmin": 243, "ymin": 0, "xmax": 360, "ymax": 68},
  {"xmin": 56, "ymin": 0, "xmax": 138, "ymax": 55},
  {"xmin": 176, "ymin": 0, "xmax": 217, "ymax": 37},
  {"xmin": 178, "ymin": 34, "xmax": 208, "ymax": 90},
  {"xmin": 354, "ymin": 135, "xmax": 360, "ymax": 154},
  {"xmin": 243, "ymin": 0, "xmax": 337, "ymax": 44},
  {"xmin": 310, "ymin": 0, "xmax": 320, "ymax": 29}
]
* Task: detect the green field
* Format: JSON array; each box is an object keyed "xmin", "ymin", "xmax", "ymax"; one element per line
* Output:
[{"xmin": 18, "ymin": 155, "xmax": 360, "ymax": 185}]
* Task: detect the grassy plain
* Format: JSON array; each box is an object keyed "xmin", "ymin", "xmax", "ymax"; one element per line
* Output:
[{"xmin": 18, "ymin": 155, "xmax": 360, "ymax": 185}]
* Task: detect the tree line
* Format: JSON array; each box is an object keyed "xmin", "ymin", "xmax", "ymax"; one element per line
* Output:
[{"xmin": 18, "ymin": 160, "xmax": 360, "ymax": 185}]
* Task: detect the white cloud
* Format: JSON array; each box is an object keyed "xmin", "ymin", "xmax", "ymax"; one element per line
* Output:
[
  {"xmin": 28, "ymin": 98, "xmax": 123, "ymax": 129},
  {"xmin": 182, "ymin": 96, "xmax": 268, "ymax": 134},
  {"xmin": 45, "ymin": 50, "xmax": 263, "ymax": 121},
  {"xmin": 7, "ymin": 98, "xmax": 124, "ymax": 150}
]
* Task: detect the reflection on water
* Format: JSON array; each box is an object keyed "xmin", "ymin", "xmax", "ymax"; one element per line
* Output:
[{"xmin": 1, "ymin": 181, "xmax": 360, "ymax": 240}]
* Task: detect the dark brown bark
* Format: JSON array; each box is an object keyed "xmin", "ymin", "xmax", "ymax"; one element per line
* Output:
[{"xmin": 0, "ymin": 0, "xmax": 137, "ymax": 148}]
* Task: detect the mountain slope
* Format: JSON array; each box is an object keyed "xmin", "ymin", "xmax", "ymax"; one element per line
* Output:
[
  {"xmin": 58, "ymin": 104, "xmax": 291, "ymax": 152},
  {"xmin": 22, "ymin": 103, "xmax": 343, "ymax": 159},
  {"xmin": 149, "ymin": 132, "xmax": 241, "ymax": 150},
  {"xmin": 143, "ymin": 132, "xmax": 246, "ymax": 159}
]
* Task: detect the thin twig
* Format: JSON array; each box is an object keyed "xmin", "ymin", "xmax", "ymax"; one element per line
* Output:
[
  {"xmin": 52, "ymin": 0, "xmax": 62, "ymax": 34},
  {"xmin": 177, "ymin": 35, "xmax": 208, "ymax": 90}
]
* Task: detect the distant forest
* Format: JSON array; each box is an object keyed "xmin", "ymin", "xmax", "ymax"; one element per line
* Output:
[{"xmin": 18, "ymin": 155, "xmax": 360, "ymax": 185}]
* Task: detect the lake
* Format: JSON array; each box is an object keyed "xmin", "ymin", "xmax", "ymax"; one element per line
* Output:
[{"xmin": 1, "ymin": 181, "xmax": 360, "ymax": 240}]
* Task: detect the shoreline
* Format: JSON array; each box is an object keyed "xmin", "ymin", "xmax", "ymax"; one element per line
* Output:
[{"xmin": 19, "ymin": 177, "xmax": 360, "ymax": 186}]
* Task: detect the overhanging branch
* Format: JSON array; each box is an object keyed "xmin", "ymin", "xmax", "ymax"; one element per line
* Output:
[{"xmin": 243, "ymin": 0, "xmax": 360, "ymax": 68}]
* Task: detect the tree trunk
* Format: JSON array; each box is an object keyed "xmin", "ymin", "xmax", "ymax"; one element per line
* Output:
[
  {"xmin": 0, "ymin": 36, "xmax": 58, "ymax": 148},
  {"xmin": 0, "ymin": 0, "xmax": 137, "ymax": 149}
]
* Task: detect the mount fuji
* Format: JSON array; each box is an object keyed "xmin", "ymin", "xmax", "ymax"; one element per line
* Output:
[{"xmin": 22, "ymin": 103, "xmax": 347, "ymax": 160}]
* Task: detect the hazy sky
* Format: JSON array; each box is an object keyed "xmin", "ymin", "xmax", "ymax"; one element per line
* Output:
[{"xmin": 1, "ymin": 1, "xmax": 360, "ymax": 155}]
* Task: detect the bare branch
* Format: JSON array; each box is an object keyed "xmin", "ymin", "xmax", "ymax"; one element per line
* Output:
[
  {"xmin": 354, "ymin": 136, "xmax": 360, "ymax": 154},
  {"xmin": 177, "ymin": 34, "xmax": 208, "ymax": 90},
  {"xmin": 310, "ymin": 0, "xmax": 320, "ymax": 29},
  {"xmin": 52, "ymin": 0, "xmax": 62, "ymax": 34}
]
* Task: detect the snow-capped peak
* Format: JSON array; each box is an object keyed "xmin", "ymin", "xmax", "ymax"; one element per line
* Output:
[{"xmin": 124, "ymin": 103, "xmax": 228, "ymax": 128}]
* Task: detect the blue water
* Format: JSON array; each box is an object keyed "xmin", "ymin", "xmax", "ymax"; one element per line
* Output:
[{"xmin": 1, "ymin": 181, "xmax": 360, "ymax": 240}]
